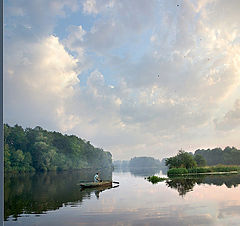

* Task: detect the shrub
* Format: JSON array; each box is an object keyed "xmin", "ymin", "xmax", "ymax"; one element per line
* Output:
[
  {"xmin": 147, "ymin": 176, "xmax": 166, "ymax": 184},
  {"xmin": 212, "ymin": 165, "xmax": 240, "ymax": 172},
  {"xmin": 187, "ymin": 167, "xmax": 211, "ymax": 174},
  {"xmin": 167, "ymin": 168, "xmax": 188, "ymax": 176}
]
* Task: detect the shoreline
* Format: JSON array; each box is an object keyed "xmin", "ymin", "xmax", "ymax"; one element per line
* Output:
[
  {"xmin": 147, "ymin": 171, "xmax": 240, "ymax": 183},
  {"xmin": 182, "ymin": 171, "xmax": 239, "ymax": 176}
]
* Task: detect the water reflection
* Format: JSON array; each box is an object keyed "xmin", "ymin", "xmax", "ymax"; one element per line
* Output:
[
  {"xmin": 114, "ymin": 166, "xmax": 168, "ymax": 177},
  {"xmin": 5, "ymin": 168, "xmax": 240, "ymax": 225},
  {"xmin": 166, "ymin": 174, "xmax": 240, "ymax": 196},
  {"xmin": 4, "ymin": 168, "xmax": 113, "ymax": 221}
]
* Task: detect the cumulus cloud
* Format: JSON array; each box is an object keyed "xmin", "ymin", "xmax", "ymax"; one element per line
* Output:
[
  {"xmin": 4, "ymin": 0, "xmax": 240, "ymax": 159},
  {"xmin": 4, "ymin": 35, "xmax": 80, "ymax": 131}
]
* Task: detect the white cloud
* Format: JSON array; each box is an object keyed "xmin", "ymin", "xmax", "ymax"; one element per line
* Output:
[
  {"xmin": 4, "ymin": 35, "xmax": 80, "ymax": 132},
  {"xmin": 4, "ymin": 0, "xmax": 240, "ymax": 159},
  {"xmin": 83, "ymin": 0, "xmax": 98, "ymax": 14}
]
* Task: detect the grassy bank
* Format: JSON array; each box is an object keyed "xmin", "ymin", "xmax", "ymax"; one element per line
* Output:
[{"xmin": 167, "ymin": 165, "xmax": 240, "ymax": 177}]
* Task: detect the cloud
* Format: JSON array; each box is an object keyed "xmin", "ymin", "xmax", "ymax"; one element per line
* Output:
[
  {"xmin": 83, "ymin": 0, "xmax": 98, "ymax": 14},
  {"xmin": 215, "ymin": 99, "xmax": 240, "ymax": 131},
  {"xmin": 5, "ymin": 0, "xmax": 79, "ymax": 37},
  {"xmin": 80, "ymin": 0, "xmax": 158, "ymax": 53},
  {"xmin": 4, "ymin": 0, "xmax": 240, "ymax": 159},
  {"xmin": 4, "ymin": 35, "xmax": 80, "ymax": 131}
]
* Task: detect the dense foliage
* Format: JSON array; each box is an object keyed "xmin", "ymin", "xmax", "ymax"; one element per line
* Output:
[
  {"xmin": 195, "ymin": 147, "xmax": 240, "ymax": 165},
  {"xmin": 165, "ymin": 150, "xmax": 197, "ymax": 169},
  {"xmin": 194, "ymin": 154, "xmax": 206, "ymax": 166},
  {"xmin": 4, "ymin": 124, "xmax": 112, "ymax": 172},
  {"xmin": 167, "ymin": 168, "xmax": 188, "ymax": 176}
]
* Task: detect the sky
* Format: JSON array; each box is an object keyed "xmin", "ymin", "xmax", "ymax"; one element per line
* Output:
[{"xmin": 3, "ymin": 0, "xmax": 240, "ymax": 160}]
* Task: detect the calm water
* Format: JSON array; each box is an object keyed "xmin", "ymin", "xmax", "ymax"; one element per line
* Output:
[{"xmin": 4, "ymin": 168, "xmax": 240, "ymax": 226}]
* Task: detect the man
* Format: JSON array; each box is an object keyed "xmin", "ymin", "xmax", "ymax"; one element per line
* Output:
[{"xmin": 94, "ymin": 172, "xmax": 100, "ymax": 182}]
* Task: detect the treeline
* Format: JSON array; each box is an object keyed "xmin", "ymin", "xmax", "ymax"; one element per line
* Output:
[
  {"xmin": 129, "ymin": 157, "xmax": 162, "ymax": 168},
  {"xmin": 165, "ymin": 150, "xmax": 206, "ymax": 169},
  {"xmin": 4, "ymin": 124, "xmax": 112, "ymax": 172},
  {"xmin": 165, "ymin": 147, "xmax": 240, "ymax": 170},
  {"xmin": 113, "ymin": 157, "xmax": 166, "ymax": 168},
  {"xmin": 195, "ymin": 147, "xmax": 240, "ymax": 165}
]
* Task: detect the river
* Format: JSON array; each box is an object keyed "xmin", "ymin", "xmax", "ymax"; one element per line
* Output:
[{"xmin": 4, "ymin": 167, "xmax": 240, "ymax": 225}]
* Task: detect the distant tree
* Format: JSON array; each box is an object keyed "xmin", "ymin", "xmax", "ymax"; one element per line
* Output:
[
  {"xmin": 194, "ymin": 154, "xmax": 206, "ymax": 167},
  {"xmin": 129, "ymin": 157, "xmax": 161, "ymax": 168},
  {"xmin": 194, "ymin": 147, "xmax": 240, "ymax": 166}
]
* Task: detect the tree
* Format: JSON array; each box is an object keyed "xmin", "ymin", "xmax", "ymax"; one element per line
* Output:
[
  {"xmin": 165, "ymin": 150, "xmax": 197, "ymax": 169},
  {"xmin": 6, "ymin": 124, "xmax": 27, "ymax": 152},
  {"xmin": 194, "ymin": 154, "xmax": 206, "ymax": 167},
  {"xmin": 4, "ymin": 124, "xmax": 113, "ymax": 172},
  {"xmin": 4, "ymin": 144, "xmax": 12, "ymax": 171}
]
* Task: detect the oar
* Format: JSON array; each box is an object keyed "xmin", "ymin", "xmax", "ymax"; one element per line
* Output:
[{"xmin": 112, "ymin": 181, "xmax": 119, "ymax": 184}]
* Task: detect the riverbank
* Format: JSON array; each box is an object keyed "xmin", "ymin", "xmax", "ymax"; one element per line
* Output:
[
  {"xmin": 167, "ymin": 165, "xmax": 240, "ymax": 177},
  {"xmin": 147, "ymin": 171, "xmax": 240, "ymax": 184},
  {"xmin": 185, "ymin": 171, "xmax": 239, "ymax": 176}
]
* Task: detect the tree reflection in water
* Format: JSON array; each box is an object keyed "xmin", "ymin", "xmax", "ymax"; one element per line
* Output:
[
  {"xmin": 166, "ymin": 177, "xmax": 204, "ymax": 197},
  {"xmin": 166, "ymin": 174, "xmax": 240, "ymax": 197},
  {"xmin": 4, "ymin": 168, "xmax": 113, "ymax": 221}
]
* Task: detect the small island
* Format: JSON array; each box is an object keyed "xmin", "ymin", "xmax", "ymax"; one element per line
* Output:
[{"xmin": 147, "ymin": 149, "xmax": 240, "ymax": 184}]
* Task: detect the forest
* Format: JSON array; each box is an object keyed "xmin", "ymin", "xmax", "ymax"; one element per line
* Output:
[
  {"xmin": 4, "ymin": 124, "xmax": 112, "ymax": 172},
  {"xmin": 194, "ymin": 147, "xmax": 240, "ymax": 165},
  {"xmin": 165, "ymin": 147, "xmax": 240, "ymax": 170}
]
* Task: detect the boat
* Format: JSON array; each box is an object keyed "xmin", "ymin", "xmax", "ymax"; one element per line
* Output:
[{"xmin": 78, "ymin": 181, "xmax": 113, "ymax": 188}]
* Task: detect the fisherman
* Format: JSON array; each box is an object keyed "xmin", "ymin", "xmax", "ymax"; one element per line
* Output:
[{"xmin": 94, "ymin": 172, "xmax": 100, "ymax": 182}]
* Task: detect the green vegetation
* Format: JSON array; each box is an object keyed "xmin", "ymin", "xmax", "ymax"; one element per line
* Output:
[
  {"xmin": 146, "ymin": 176, "xmax": 167, "ymax": 184},
  {"xmin": 167, "ymin": 166, "xmax": 240, "ymax": 176},
  {"xmin": 165, "ymin": 150, "xmax": 240, "ymax": 177},
  {"xmin": 165, "ymin": 150, "xmax": 197, "ymax": 169},
  {"xmin": 188, "ymin": 165, "xmax": 240, "ymax": 174},
  {"xmin": 195, "ymin": 147, "xmax": 240, "ymax": 165},
  {"xmin": 194, "ymin": 154, "xmax": 206, "ymax": 166},
  {"xmin": 4, "ymin": 124, "xmax": 112, "ymax": 172},
  {"xmin": 167, "ymin": 168, "xmax": 188, "ymax": 176}
]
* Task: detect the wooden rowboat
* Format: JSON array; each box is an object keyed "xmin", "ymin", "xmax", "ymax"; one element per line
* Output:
[{"xmin": 78, "ymin": 181, "xmax": 113, "ymax": 188}]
